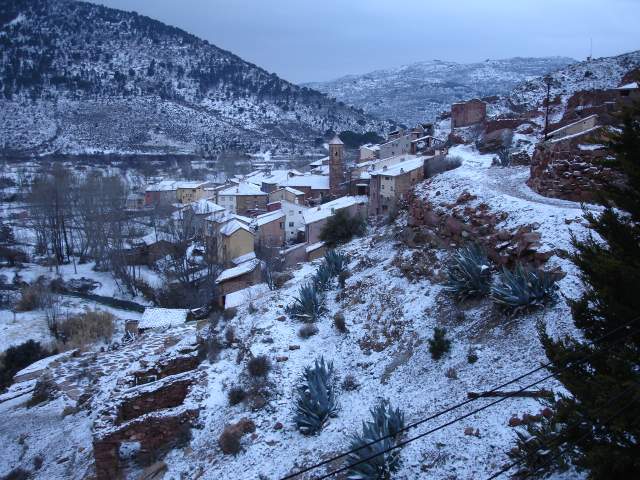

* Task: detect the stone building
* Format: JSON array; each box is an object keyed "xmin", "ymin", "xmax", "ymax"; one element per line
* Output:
[
  {"xmin": 253, "ymin": 209, "xmax": 286, "ymax": 249},
  {"xmin": 369, "ymin": 156, "xmax": 426, "ymax": 215},
  {"xmin": 451, "ymin": 99, "xmax": 487, "ymax": 128},
  {"xmin": 328, "ymin": 135, "xmax": 345, "ymax": 197},
  {"xmin": 175, "ymin": 181, "xmax": 208, "ymax": 204},
  {"xmin": 216, "ymin": 182, "xmax": 268, "ymax": 216}
]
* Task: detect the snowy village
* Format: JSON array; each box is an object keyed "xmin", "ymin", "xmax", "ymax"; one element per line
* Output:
[{"xmin": 1, "ymin": 1, "xmax": 640, "ymax": 480}]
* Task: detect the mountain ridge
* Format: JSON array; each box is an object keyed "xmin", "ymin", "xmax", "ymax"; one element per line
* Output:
[
  {"xmin": 0, "ymin": 0, "xmax": 390, "ymax": 157},
  {"xmin": 304, "ymin": 56, "xmax": 577, "ymax": 126}
]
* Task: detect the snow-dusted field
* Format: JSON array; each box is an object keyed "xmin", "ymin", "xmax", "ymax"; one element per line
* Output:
[{"xmin": 0, "ymin": 147, "xmax": 594, "ymax": 479}]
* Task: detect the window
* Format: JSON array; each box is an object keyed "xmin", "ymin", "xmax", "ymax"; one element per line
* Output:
[{"xmin": 289, "ymin": 222, "xmax": 294, "ymax": 227}]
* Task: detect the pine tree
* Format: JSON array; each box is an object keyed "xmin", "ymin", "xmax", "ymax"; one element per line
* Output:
[{"xmin": 539, "ymin": 102, "xmax": 640, "ymax": 479}]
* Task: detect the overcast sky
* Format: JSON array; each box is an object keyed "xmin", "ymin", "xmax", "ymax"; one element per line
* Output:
[{"xmin": 87, "ymin": 0, "xmax": 639, "ymax": 84}]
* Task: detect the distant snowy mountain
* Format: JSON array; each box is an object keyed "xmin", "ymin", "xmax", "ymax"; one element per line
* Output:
[
  {"xmin": 0, "ymin": 0, "xmax": 389, "ymax": 157},
  {"xmin": 305, "ymin": 57, "xmax": 576, "ymax": 126}
]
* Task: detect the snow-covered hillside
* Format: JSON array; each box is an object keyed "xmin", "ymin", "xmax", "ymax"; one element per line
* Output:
[
  {"xmin": 501, "ymin": 50, "xmax": 640, "ymax": 116},
  {"xmin": 305, "ymin": 57, "xmax": 575, "ymax": 126},
  {"xmin": 0, "ymin": 0, "xmax": 390, "ymax": 157},
  {"xmin": 0, "ymin": 147, "xmax": 598, "ymax": 479}
]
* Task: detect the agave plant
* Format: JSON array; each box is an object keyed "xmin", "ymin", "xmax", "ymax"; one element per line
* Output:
[
  {"xmin": 324, "ymin": 250, "xmax": 348, "ymax": 277},
  {"xmin": 444, "ymin": 243, "xmax": 492, "ymax": 299},
  {"xmin": 313, "ymin": 262, "xmax": 333, "ymax": 292},
  {"xmin": 294, "ymin": 357, "xmax": 338, "ymax": 435},
  {"xmin": 491, "ymin": 264, "xmax": 559, "ymax": 313},
  {"xmin": 285, "ymin": 282, "xmax": 325, "ymax": 322},
  {"xmin": 346, "ymin": 400, "xmax": 406, "ymax": 480}
]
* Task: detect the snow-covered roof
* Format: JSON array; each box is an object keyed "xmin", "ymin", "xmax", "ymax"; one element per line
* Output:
[
  {"xmin": 218, "ymin": 182, "xmax": 267, "ymax": 196},
  {"xmin": 139, "ymin": 231, "xmax": 174, "ymax": 246},
  {"xmin": 224, "ymin": 283, "xmax": 269, "ymax": 309},
  {"xmin": 312, "ymin": 165, "xmax": 330, "ymax": 175},
  {"xmin": 284, "ymin": 175, "xmax": 330, "ymax": 190},
  {"xmin": 216, "ymin": 259, "xmax": 260, "ymax": 283},
  {"xmin": 547, "ymin": 114, "xmax": 599, "ymax": 138},
  {"xmin": 190, "ymin": 198, "xmax": 225, "ymax": 215},
  {"xmin": 305, "ymin": 241, "xmax": 325, "ymax": 253},
  {"xmin": 303, "ymin": 195, "xmax": 368, "ymax": 225},
  {"xmin": 547, "ymin": 125, "xmax": 602, "ymax": 144},
  {"xmin": 139, "ymin": 308, "xmax": 189, "ymax": 330},
  {"xmin": 220, "ymin": 219, "xmax": 254, "ymax": 237},
  {"xmin": 282, "ymin": 186, "xmax": 305, "ymax": 196},
  {"xmin": 370, "ymin": 156, "xmax": 425, "ymax": 177},
  {"xmin": 242, "ymin": 169, "xmax": 303, "ymax": 187},
  {"xmin": 254, "ymin": 209, "xmax": 285, "ymax": 227},
  {"xmin": 411, "ymin": 135, "xmax": 442, "ymax": 143},
  {"xmin": 145, "ymin": 180, "xmax": 177, "ymax": 192},
  {"xmin": 232, "ymin": 251, "xmax": 257, "ymax": 265},
  {"xmin": 361, "ymin": 143, "xmax": 380, "ymax": 151},
  {"xmin": 329, "ymin": 135, "xmax": 344, "ymax": 145},
  {"xmin": 617, "ymin": 82, "xmax": 639, "ymax": 90},
  {"xmin": 176, "ymin": 181, "xmax": 207, "ymax": 189},
  {"xmin": 308, "ymin": 157, "xmax": 329, "ymax": 167}
]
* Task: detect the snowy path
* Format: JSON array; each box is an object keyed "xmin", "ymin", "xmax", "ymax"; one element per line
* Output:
[{"xmin": 448, "ymin": 145, "xmax": 591, "ymax": 211}]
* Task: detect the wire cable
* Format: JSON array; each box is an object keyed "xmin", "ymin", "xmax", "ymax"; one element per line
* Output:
[{"xmin": 280, "ymin": 317, "xmax": 640, "ymax": 480}]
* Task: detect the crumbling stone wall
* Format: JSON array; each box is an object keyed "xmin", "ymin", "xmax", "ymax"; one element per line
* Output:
[
  {"xmin": 528, "ymin": 129, "xmax": 624, "ymax": 202},
  {"xmin": 117, "ymin": 377, "xmax": 193, "ymax": 423},
  {"xmin": 93, "ymin": 410, "xmax": 197, "ymax": 480}
]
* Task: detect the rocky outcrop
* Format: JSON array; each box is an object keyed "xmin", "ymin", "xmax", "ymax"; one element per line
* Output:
[{"xmin": 407, "ymin": 191, "xmax": 554, "ymax": 268}]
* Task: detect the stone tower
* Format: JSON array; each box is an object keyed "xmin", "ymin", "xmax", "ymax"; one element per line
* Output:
[{"xmin": 328, "ymin": 135, "xmax": 344, "ymax": 196}]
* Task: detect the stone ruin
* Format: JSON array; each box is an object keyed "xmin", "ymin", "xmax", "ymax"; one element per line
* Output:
[
  {"xmin": 3, "ymin": 325, "xmax": 206, "ymax": 480},
  {"xmin": 528, "ymin": 127, "xmax": 624, "ymax": 202},
  {"xmin": 91, "ymin": 330, "xmax": 205, "ymax": 479}
]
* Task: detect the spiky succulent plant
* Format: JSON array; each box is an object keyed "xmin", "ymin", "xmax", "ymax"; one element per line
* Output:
[
  {"xmin": 491, "ymin": 264, "xmax": 559, "ymax": 314},
  {"xmin": 324, "ymin": 250, "xmax": 348, "ymax": 277},
  {"xmin": 286, "ymin": 282, "xmax": 325, "ymax": 322},
  {"xmin": 294, "ymin": 357, "xmax": 338, "ymax": 435},
  {"xmin": 444, "ymin": 243, "xmax": 492, "ymax": 299},
  {"xmin": 313, "ymin": 262, "xmax": 333, "ymax": 292},
  {"xmin": 346, "ymin": 400, "xmax": 406, "ymax": 480}
]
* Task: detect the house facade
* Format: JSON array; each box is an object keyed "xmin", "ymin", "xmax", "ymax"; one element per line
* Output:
[
  {"xmin": 145, "ymin": 180, "xmax": 177, "ymax": 206},
  {"xmin": 176, "ymin": 181, "xmax": 208, "ymax": 204},
  {"xmin": 217, "ymin": 220, "xmax": 255, "ymax": 266},
  {"xmin": 268, "ymin": 187, "xmax": 305, "ymax": 205},
  {"xmin": 303, "ymin": 196, "xmax": 368, "ymax": 244},
  {"xmin": 217, "ymin": 183, "xmax": 268, "ymax": 216},
  {"xmin": 280, "ymin": 199, "xmax": 307, "ymax": 243},
  {"xmin": 253, "ymin": 210, "xmax": 286, "ymax": 249},
  {"xmin": 369, "ymin": 156, "xmax": 426, "ymax": 215}
]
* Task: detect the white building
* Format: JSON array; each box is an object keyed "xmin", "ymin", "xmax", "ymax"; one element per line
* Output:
[{"xmin": 280, "ymin": 199, "xmax": 308, "ymax": 242}]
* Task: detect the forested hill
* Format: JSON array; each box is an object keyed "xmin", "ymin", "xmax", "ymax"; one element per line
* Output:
[{"xmin": 0, "ymin": 0, "xmax": 390, "ymax": 156}]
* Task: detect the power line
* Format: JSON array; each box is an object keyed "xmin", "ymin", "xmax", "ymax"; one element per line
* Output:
[
  {"xmin": 317, "ymin": 335, "xmax": 640, "ymax": 480},
  {"xmin": 280, "ymin": 317, "xmax": 640, "ymax": 480},
  {"xmin": 485, "ymin": 386, "xmax": 637, "ymax": 480}
]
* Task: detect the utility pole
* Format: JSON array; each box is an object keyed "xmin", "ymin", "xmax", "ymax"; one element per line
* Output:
[{"xmin": 543, "ymin": 75, "xmax": 552, "ymax": 141}]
